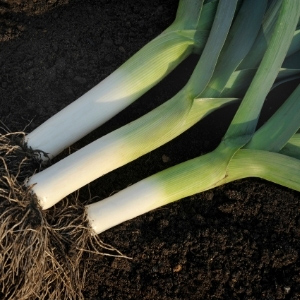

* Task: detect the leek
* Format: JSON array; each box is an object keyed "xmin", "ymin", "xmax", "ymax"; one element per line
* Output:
[
  {"xmin": 0, "ymin": 2, "xmax": 219, "ymax": 298},
  {"xmin": 27, "ymin": 0, "xmax": 300, "ymax": 212},
  {"xmin": 27, "ymin": 0, "xmax": 239, "ymax": 209},
  {"xmin": 23, "ymin": 0, "xmax": 212, "ymax": 159},
  {"xmin": 86, "ymin": 0, "xmax": 300, "ymax": 234}
]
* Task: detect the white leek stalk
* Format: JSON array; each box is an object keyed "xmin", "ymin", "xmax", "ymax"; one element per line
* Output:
[
  {"xmin": 28, "ymin": 93, "xmax": 237, "ymax": 209},
  {"xmin": 87, "ymin": 147, "xmax": 300, "ymax": 234},
  {"xmin": 27, "ymin": 0, "xmax": 238, "ymax": 209},
  {"xmin": 24, "ymin": 0, "xmax": 211, "ymax": 159}
]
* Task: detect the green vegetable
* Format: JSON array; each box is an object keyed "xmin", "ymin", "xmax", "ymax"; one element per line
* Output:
[
  {"xmin": 24, "ymin": 0, "xmax": 212, "ymax": 159},
  {"xmin": 28, "ymin": 0, "xmax": 300, "ymax": 213},
  {"xmin": 85, "ymin": 0, "xmax": 300, "ymax": 234},
  {"xmin": 1, "ymin": 1, "xmax": 300, "ymax": 299}
]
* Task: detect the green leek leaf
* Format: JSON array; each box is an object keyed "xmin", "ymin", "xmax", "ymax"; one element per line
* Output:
[
  {"xmin": 189, "ymin": 0, "xmax": 238, "ymax": 96},
  {"xmin": 224, "ymin": 0, "xmax": 300, "ymax": 145},
  {"xmin": 282, "ymin": 50, "xmax": 300, "ymax": 68},
  {"xmin": 286, "ymin": 27, "xmax": 300, "ymax": 57},
  {"xmin": 171, "ymin": 0, "xmax": 204, "ymax": 30},
  {"xmin": 279, "ymin": 134, "xmax": 300, "ymax": 159},
  {"xmin": 246, "ymin": 85, "xmax": 300, "ymax": 151},
  {"xmin": 221, "ymin": 68, "xmax": 300, "ymax": 97},
  {"xmin": 238, "ymin": 0, "xmax": 283, "ymax": 70},
  {"xmin": 201, "ymin": 0, "xmax": 267, "ymax": 98}
]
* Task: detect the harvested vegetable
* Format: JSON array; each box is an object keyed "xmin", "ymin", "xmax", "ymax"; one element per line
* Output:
[{"xmin": 0, "ymin": 0, "xmax": 299, "ymax": 299}]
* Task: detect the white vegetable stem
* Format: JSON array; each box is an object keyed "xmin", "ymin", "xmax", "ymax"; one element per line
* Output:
[
  {"xmin": 86, "ymin": 150, "xmax": 224, "ymax": 234},
  {"xmin": 85, "ymin": 152, "xmax": 224, "ymax": 234},
  {"xmin": 87, "ymin": 178, "xmax": 165, "ymax": 234},
  {"xmin": 24, "ymin": 0, "xmax": 206, "ymax": 159},
  {"xmin": 28, "ymin": 87, "xmax": 236, "ymax": 209},
  {"xmin": 86, "ymin": 0, "xmax": 300, "ymax": 234},
  {"xmin": 27, "ymin": 0, "xmax": 236, "ymax": 210},
  {"xmin": 86, "ymin": 148, "xmax": 300, "ymax": 234}
]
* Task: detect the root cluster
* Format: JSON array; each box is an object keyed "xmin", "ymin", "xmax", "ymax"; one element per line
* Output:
[{"xmin": 0, "ymin": 132, "xmax": 124, "ymax": 299}]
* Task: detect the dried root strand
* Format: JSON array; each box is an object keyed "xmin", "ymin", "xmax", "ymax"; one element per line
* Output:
[
  {"xmin": 0, "ymin": 132, "xmax": 80, "ymax": 299},
  {"xmin": 0, "ymin": 131, "xmax": 127, "ymax": 299}
]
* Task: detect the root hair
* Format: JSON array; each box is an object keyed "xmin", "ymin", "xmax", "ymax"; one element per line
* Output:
[{"xmin": 0, "ymin": 132, "xmax": 126, "ymax": 299}]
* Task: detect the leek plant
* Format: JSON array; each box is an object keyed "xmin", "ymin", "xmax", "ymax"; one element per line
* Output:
[
  {"xmin": 26, "ymin": 0, "xmax": 300, "ymax": 210},
  {"xmin": 85, "ymin": 1, "xmax": 300, "ymax": 232},
  {"xmin": 0, "ymin": 0, "xmax": 300, "ymax": 299},
  {"xmin": 23, "ymin": 0, "xmax": 214, "ymax": 159}
]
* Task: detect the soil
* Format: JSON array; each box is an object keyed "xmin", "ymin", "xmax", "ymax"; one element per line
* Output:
[{"xmin": 1, "ymin": 1, "xmax": 300, "ymax": 299}]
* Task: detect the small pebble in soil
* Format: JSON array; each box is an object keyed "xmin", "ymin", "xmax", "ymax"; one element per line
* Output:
[
  {"xmin": 162, "ymin": 154, "xmax": 170, "ymax": 163},
  {"xmin": 173, "ymin": 265, "xmax": 182, "ymax": 273}
]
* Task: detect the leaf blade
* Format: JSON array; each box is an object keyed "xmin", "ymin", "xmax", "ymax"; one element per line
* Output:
[
  {"xmin": 246, "ymin": 84, "xmax": 300, "ymax": 151},
  {"xmin": 224, "ymin": 0, "xmax": 300, "ymax": 144},
  {"xmin": 202, "ymin": 0, "xmax": 267, "ymax": 97}
]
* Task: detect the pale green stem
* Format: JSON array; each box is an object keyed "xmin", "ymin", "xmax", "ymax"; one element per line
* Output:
[
  {"xmin": 246, "ymin": 84, "xmax": 300, "ymax": 151},
  {"xmin": 29, "ymin": 87, "xmax": 237, "ymax": 209},
  {"xmin": 25, "ymin": 0, "xmax": 208, "ymax": 159},
  {"xmin": 87, "ymin": 148, "xmax": 300, "ymax": 234}
]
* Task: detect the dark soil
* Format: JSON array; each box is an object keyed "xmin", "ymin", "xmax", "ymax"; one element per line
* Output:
[{"xmin": 1, "ymin": 1, "xmax": 300, "ymax": 299}]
